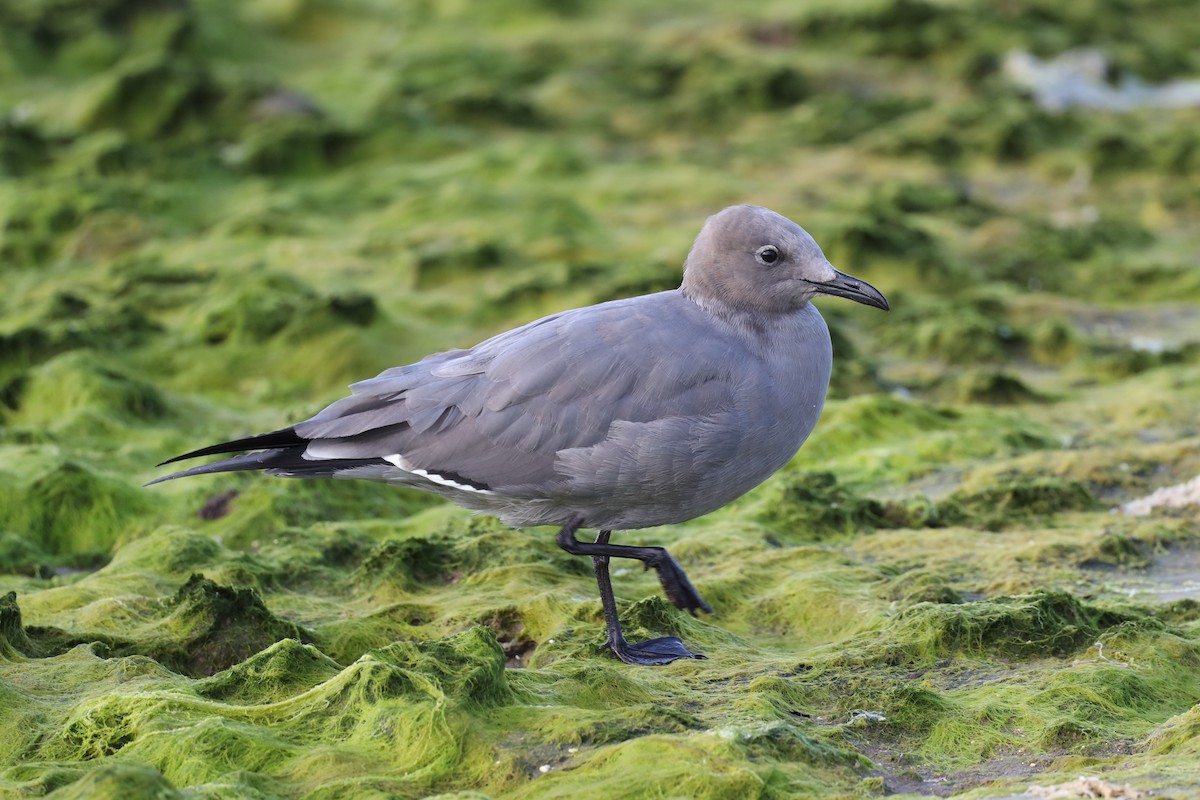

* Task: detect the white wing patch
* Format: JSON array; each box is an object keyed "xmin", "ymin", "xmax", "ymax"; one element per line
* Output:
[{"xmin": 383, "ymin": 454, "xmax": 494, "ymax": 494}]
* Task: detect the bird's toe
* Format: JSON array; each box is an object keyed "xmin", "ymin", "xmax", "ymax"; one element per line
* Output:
[{"xmin": 655, "ymin": 554, "xmax": 713, "ymax": 615}]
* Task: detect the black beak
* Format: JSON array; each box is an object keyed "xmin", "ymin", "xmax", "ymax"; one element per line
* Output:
[{"xmin": 810, "ymin": 269, "xmax": 889, "ymax": 311}]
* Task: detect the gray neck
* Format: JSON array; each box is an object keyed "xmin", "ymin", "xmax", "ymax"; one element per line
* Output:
[{"xmin": 680, "ymin": 286, "xmax": 810, "ymax": 341}]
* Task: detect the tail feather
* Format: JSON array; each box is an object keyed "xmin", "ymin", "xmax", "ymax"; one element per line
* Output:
[{"xmin": 156, "ymin": 427, "xmax": 307, "ymax": 467}]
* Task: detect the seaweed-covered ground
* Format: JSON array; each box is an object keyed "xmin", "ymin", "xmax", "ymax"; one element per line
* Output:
[{"xmin": 2, "ymin": 0, "xmax": 1200, "ymax": 797}]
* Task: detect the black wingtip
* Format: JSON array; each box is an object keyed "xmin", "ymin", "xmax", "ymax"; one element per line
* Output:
[
  {"xmin": 156, "ymin": 427, "xmax": 306, "ymax": 467},
  {"xmin": 146, "ymin": 447, "xmax": 391, "ymax": 487}
]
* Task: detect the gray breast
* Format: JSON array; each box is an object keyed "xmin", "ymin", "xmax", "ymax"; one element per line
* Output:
[{"xmin": 541, "ymin": 301, "xmax": 833, "ymax": 530}]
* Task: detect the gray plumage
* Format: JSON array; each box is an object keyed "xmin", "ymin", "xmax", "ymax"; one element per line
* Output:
[
  {"xmin": 301, "ymin": 292, "xmax": 829, "ymax": 531},
  {"xmin": 153, "ymin": 205, "xmax": 888, "ymax": 665}
]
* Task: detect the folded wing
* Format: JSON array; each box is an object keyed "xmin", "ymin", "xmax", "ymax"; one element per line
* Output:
[{"xmin": 153, "ymin": 293, "xmax": 746, "ymax": 495}]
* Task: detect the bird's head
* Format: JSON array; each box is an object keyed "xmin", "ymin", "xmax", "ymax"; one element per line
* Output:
[{"xmin": 681, "ymin": 205, "xmax": 889, "ymax": 315}]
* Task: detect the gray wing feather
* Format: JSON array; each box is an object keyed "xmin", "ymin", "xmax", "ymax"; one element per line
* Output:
[{"xmin": 295, "ymin": 293, "xmax": 748, "ymax": 491}]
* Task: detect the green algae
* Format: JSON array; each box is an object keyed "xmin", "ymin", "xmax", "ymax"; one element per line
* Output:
[
  {"xmin": 943, "ymin": 473, "xmax": 1102, "ymax": 531},
  {"xmin": 2, "ymin": 0, "xmax": 1200, "ymax": 797},
  {"xmin": 752, "ymin": 472, "xmax": 886, "ymax": 540},
  {"xmin": 949, "ymin": 369, "xmax": 1046, "ymax": 405},
  {"xmin": 11, "ymin": 351, "xmax": 173, "ymax": 429},
  {"xmin": 47, "ymin": 763, "xmax": 186, "ymax": 800},
  {"xmin": 196, "ymin": 638, "xmax": 343, "ymax": 704},
  {"xmin": 156, "ymin": 574, "xmax": 315, "ymax": 677},
  {"xmin": 843, "ymin": 590, "xmax": 1128, "ymax": 667},
  {"xmin": 0, "ymin": 451, "xmax": 159, "ymax": 559}
]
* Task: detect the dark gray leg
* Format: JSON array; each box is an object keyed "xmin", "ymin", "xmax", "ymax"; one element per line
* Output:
[
  {"xmin": 556, "ymin": 523, "xmax": 712, "ymax": 616},
  {"xmin": 556, "ymin": 519, "xmax": 706, "ymax": 665}
]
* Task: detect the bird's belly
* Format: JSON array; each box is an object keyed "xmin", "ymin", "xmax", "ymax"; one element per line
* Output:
[{"xmin": 541, "ymin": 398, "xmax": 820, "ymax": 530}]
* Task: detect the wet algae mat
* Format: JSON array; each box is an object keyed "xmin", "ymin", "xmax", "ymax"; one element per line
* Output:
[{"xmin": 2, "ymin": 0, "xmax": 1200, "ymax": 797}]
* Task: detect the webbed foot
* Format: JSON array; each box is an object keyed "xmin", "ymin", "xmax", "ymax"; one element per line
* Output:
[{"xmin": 603, "ymin": 635, "xmax": 706, "ymax": 666}]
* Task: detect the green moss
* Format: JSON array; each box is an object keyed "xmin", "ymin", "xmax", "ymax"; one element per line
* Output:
[
  {"xmin": 2, "ymin": 0, "xmax": 1200, "ymax": 795},
  {"xmin": 379, "ymin": 626, "xmax": 513, "ymax": 708},
  {"xmin": 1147, "ymin": 705, "xmax": 1200, "ymax": 755},
  {"xmin": 10, "ymin": 351, "xmax": 171, "ymax": 427},
  {"xmin": 753, "ymin": 472, "xmax": 886, "ymax": 540},
  {"xmin": 100, "ymin": 525, "xmax": 227, "ymax": 577},
  {"xmin": 1029, "ymin": 318, "xmax": 1082, "ymax": 364},
  {"xmin": 952, "ymin": 369, "xmax": 1044, "ymax": 405},
  {"xmin": 944, "ymin": 473, "xmax": 1101, "ymax": 530},
  {"xmin": 800, "ymin": 393, "xmax": 1061, "ymax": 490},
  {"xmin": 82, "ymin": 54, "xmax": 221, "ymax": 142},
  {"xmin": 0, "ymin": 765, "xmax": 90, "ymax": 797},
  {"xmin": 1086, "ymin": 260, "xmax": 1200, "ymax": 304},
  {"xmin": 785, "ymin": 92, "xmax": 924, "ymax": 147},
  {"xmin": 890, "ymin": 303, "xmax": 1026, "ymax": 365},
  {"xmin": 199, "ymin": 640, "xmax": 336, "ymax": 699},
  {"xmin": 0, "ymin": 531, "xmax": 53, "ymax": 578},
  {"xmin": 1087, "ymin": 342, "xmax": 1200, "ymax": 380},
  {"xmin": 507, "ymin": 735, "xmax": 772, "ymax": 800},
  {"xmin": 1076, "ymin": 533, "xmax": 1152, "ymax": 570},
  {"xmin": 1089, "ymin": 125, "xmax": 1152, "ymax": 175},
  {"xmin": 39, "ymin": 763, "xmax": 185, "ymax": 800},
  {"xmin": 0, "ymin": 591, "xmax": 37, "ymax": 659},
  {"xmin": 0, "ymin": 282, "xmax": 161, "ymax": 390},
  {"xmin": 794, "ymin": 0, "xmax": 966, "ymax": 60},
  {"xmin": 882, "ymin": 570, "xmax": 963, "ymax": 605},
  {"xmin": 879, "ymin": 495, "xmax": 950, "ymax": 530},
  {"xmin": 804, "ymin": 393, "xmax": 960, "ymax": 455},
  {"xmin": 204, "ymin": 479, "xmax": 439, "ymax": 548},
  {"xmin": 826, "ymin": 201, "xmax": 949, "ymax": 278},
  {"xmin": 0, "ymin": 117, "xmax": 54, "ymax": 177},
  {"xmin": 197, "ymin": 271, "xmax": 324, "ymax": 345},
  {"xmin": 149, "ymin": 574, "xmax": 313, "ymax": 677},
  {"xmin": 0, "ymin": 451, "xmax": 158, "ymax": 558},
  {"xmin": 352, "ymin": 537, "xmax": 454, "ymax": 595},
  {"xmin": 973, "ymin": 213, "xmax": 1154, "ymax": 295},
  {"xmin": 228, "ymin": 115, "xmax": 356, "ymax": 176},
  {"xmin": 880, "ymin": 683, "xmax": 956, "ymax": 734},
  {"xmin": 836, "ymin": 591, "xmax": 1126, "ymax": 667},
  {"xmin": 826, "ymin": 318, "xmax": 882, "ymax": 398}
]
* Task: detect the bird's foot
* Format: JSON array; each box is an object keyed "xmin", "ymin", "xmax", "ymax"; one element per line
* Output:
[
  {"xmin": 647, "ymin": 552, "xmax": 713, "ymax": 616},
  {"xmin": 602, "ymin": 635, "xmax": 705, "ymax": 666}
]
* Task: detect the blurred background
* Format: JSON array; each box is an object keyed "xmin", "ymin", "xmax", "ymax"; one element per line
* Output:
[{"xmin": 1, "ymin": 1, "xmax": 1199, "ymax": 797}]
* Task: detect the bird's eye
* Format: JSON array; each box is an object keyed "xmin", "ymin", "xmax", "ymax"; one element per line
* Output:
[{"xmin": 755, "ymin": 245, "xmax": 780, "ymax": 265}]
